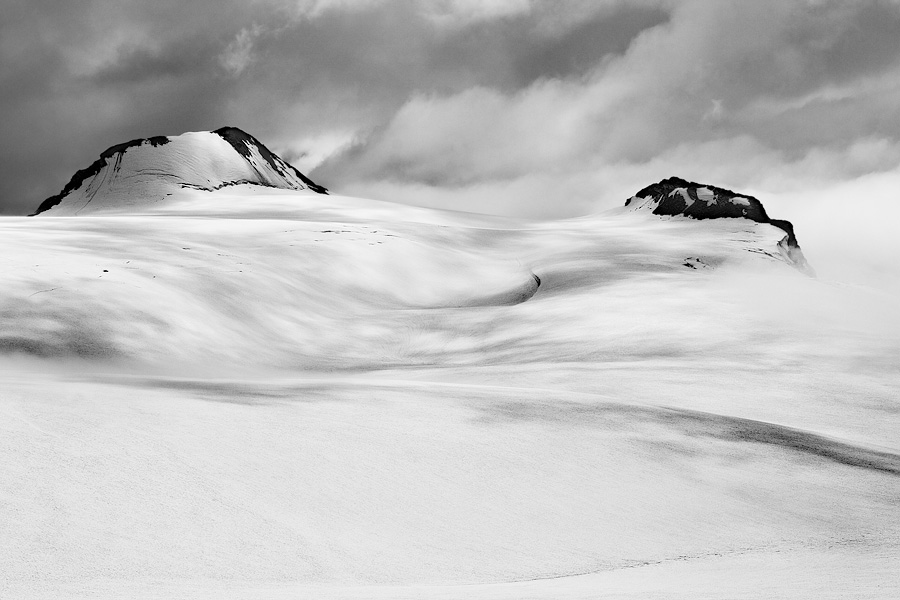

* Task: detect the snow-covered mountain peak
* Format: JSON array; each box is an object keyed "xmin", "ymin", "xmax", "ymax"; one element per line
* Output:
[
  {"xmin": 626, "ymin": 176, "xmax": 815, "ymax": 276},
  {"xmin": 31, "ymin": 127, "xmax": 327, "ymax": 216}
]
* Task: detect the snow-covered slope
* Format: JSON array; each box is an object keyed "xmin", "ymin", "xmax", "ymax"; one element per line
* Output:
[
  {"xmin": 2, "ymin": 140, "xmax": 899, "ymax": 599},
  {"xmin": 31, "ymin": 127, "xmax": 327, "ymax": 215}
]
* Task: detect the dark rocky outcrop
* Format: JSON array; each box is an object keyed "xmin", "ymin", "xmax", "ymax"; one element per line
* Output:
[{"xmin": 627, "ymin": 177, "xmax": 814, "ymax": 276}]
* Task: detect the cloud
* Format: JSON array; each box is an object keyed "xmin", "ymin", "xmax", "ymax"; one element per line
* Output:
[
  {"xmin": 2, "ymin": 0, "xmax": 900, "ymax": 223},
  {"xmin": 312, "ymin": 0, "xmax": 900, "ymax": 216},
  {"xmin": 761, "ymin": 169, "xmax": 900, "ymax": 294},
  {"xmin": 219, "ymin": 26, "xmax": 263, "ymax": 76},
  {"xmin": 275, "ymin": 129, "xmax": 356, "ymax": 172},
  {"xmin": 288, "ymin": 0, "xmax": 535, "ymax": 23},
  {"xmin": 0, "ymin": 0, "xmax": 261, "ymax": 214},
  {"xmin": 420, "ymin": 0, "xmax": 534, "ymax": 27},
  {"xmin": 319, "ymin": 83, "xmax": 590, "ymax": 186}
]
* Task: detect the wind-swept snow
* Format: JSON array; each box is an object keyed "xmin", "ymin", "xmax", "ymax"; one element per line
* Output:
[{"xmin": 2, "ymin": 179, "xmax": 898, "ymax": 599}]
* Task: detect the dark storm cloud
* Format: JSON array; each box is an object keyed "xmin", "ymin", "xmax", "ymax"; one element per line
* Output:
[
  {"xmin": 0, "ymin": 0, "xmax": 256, "ymax": 214},
  {"xmin": 800, "ymin": 1, "xmax": 900, "ymax": 82},
  {"xmin": 230, "ymin": 1, "xmax": 671, "ymax": 141},
  {"xmin": 509, "ymin": 5, "xmax": 669, "ymax": 84},
  {"xmin": 0, "ymin": 0, "xmax": 672, "ymax": 214},
  {"xmin": 309, "ymin": 0, "xmax": 900, "ymax": 217},
  {"xmin": 88, "ymin": 40, "xmax": 219, "ymax": 86},
  {"xmin": 1, "ymin": 0, "xmax": 900, "ymax": 217}
]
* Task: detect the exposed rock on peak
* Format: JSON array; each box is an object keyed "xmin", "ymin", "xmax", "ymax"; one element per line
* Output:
[
  {"xmin": 32, "ymin": 128, "xmax": 327, "ymax": 216},
  {"xmin": 626, "ymin": 177, "xmax": 815, "ymax": 276},
  {"xmin": 213, "ymin": 127, "xmax": 328, "ymax": 195},
  {"xmin": 628, "ymin": 176, "xmax": 768, "ymax": 221}
]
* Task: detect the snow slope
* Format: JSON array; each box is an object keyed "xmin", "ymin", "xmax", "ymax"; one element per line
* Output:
[
  {"xmin": 2, "ymin": 159, "xmax": 899, "ymax": 599},
  {"xmin": 31, "ymin": 127, "xmax": 327, "ymax": 216}
]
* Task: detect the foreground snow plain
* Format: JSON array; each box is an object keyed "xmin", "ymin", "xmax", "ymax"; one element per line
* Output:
[{"xmin": 2, "ymin": 185, "xmax": 899, "ymax": 599}]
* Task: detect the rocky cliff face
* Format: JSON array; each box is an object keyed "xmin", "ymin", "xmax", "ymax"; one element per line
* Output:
[{"xmin": 626, "ymin": 177, "xmax": 815, "ymax": 276}]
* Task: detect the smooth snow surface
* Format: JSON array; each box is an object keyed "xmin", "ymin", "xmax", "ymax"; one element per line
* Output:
[
  {"xmin": 695, "ymin": 187, "xmax": 716, "ymax": 205},
  {"xmin": 2, "ymin": 186, "xmax": 899, "ymax": 599}
]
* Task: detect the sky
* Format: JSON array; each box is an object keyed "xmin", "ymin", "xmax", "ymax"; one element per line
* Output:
[{"xmin": 2, "ymin": 0, "xmax": 900, "ymax": 229}]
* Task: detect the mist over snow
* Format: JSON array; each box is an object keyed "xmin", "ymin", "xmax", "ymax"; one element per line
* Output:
[{"xmin": 2, "ymin": 1, "xmax": 900, "ymax": 598}]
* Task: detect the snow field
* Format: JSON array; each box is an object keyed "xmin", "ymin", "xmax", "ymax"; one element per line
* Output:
[{"xmin": 2, "ymin": 186, "xmax": 898, "ymax": 598}]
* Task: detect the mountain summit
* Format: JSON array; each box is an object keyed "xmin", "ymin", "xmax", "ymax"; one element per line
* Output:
[
  {"xmin": 31, "ymin": 127, "xmax": 327, "ymax": 216},
  {"xmin": 626, "ymin": 177, "xmax": 815, "ymax": 276}
]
